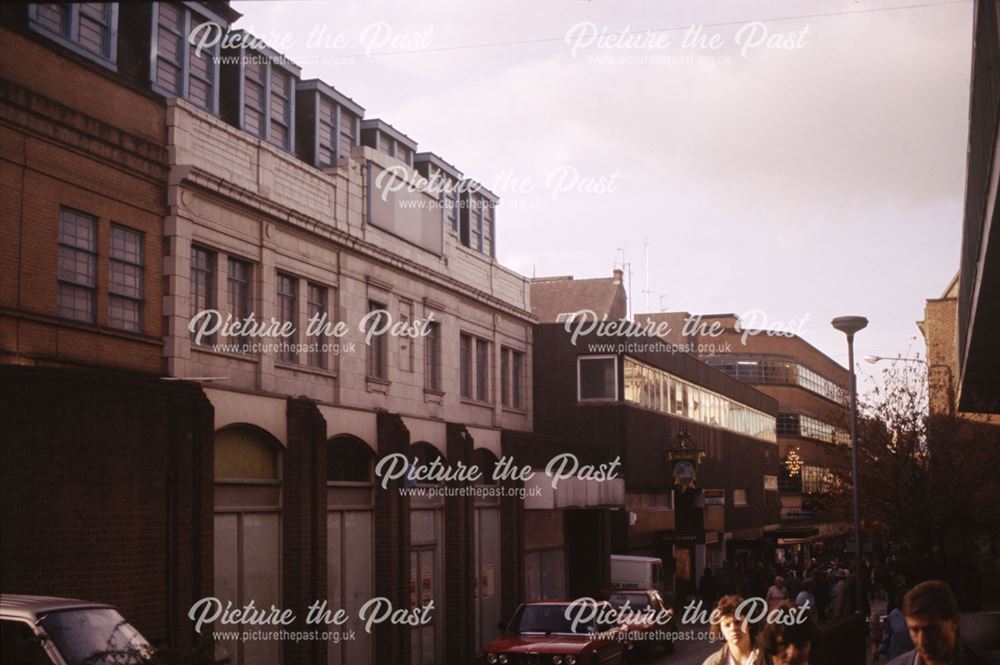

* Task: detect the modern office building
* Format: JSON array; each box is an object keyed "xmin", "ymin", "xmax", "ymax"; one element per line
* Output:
[
  {"xmin": 530, "ymin": 285, "xmax": 782, "ymax": 598},
  {"xmin": 637, "ymin": 311, "xmax": 853, "ymax": 565}
]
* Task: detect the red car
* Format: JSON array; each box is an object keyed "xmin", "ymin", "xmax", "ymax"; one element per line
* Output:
[
  {"xmin": 602, "ymin": 589, "xmax": 675, "ymax": 654},
  {"xmin": 484, "ymin": 600, "xmax": 629, "ymax": 665}
]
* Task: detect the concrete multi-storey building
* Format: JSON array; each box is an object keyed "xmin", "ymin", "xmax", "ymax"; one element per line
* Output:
[
  {"xmin": 0, "ymin": 4, "xmax": 624, "ymax": 665},
  {"xmin": 637, "ymin": 312, "xmax": 853, "ymax": 566}
]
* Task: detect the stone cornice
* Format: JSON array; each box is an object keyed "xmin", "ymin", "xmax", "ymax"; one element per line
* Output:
[{"xmin": 174, "ymin": 165, "xmax": 536, "ymax": 324}]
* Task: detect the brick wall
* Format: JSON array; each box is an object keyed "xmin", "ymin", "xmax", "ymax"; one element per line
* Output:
[
  {"xmin": 444, "ymin": 422, "xmax": 475, "ymax": 664},
  {"xmin": 0, "ymin": 26, "xmax": 167, "ymax": 374},
  {"xmin": 374, "ymin": 411, "xmax": 411, "ymax": 665},
  {"xmin": 283, "ymin": 397, "xmax": 328, "ymax": 665},
  {"xmin": 0, "ymin": 366, "xmax": 213, "ymax": 652}
]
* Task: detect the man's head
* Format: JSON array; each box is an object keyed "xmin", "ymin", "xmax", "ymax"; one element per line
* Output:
[
  {"xmin": 757, "ymin": 602, "xmax": 819, "ymax": 665},
  {"xmin": 902, "ymin": 580, "xmax": 959, "ymax": 665}
]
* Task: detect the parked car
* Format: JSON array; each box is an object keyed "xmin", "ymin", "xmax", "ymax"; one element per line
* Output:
[
  {"xmin": 0, "ymin": 594, "xmax": 154, "ymax": 665},
  {"xmin": 602, "ymin": 589, "xmax": 675, "ymax": 654},
  {"xmin": 484, "ymin": 600, "xmax": 629, "ymax": 664}
]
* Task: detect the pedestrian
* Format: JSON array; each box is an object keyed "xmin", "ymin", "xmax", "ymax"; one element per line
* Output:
[
  {"xmin": 794, "ymin": 579, "xmax": 816, "ymax": 612},
  {"xmin": 876, "ymin": 589, "xmax": 914, "ymax": 661},
  {"xmin": 887, "ymin": 580, "xmax": 997, "ymax": 665},
  {"xmin": 812, "ymin": 568, "xmax": 829, "ymax": 620},
  {"xmin": 766, "ymin": 576, "xmax": 789, "ymax": 611},
  {"xmin": 700, "ymin": 567, "xmax": 718, "ymax": 607},
  {"xmin": 718, "ymin": 560, "xmax": 738, "ymax": 596},
  {"xmin": 757, "ymin": 601, "xmax": 820, "ymax": 665},
  {"xmin": 829, "ymin": 569, "xmax": 848, "ymax": 619},
  {"xmin": 701, "ymin": 595, "xmax": 765, "ymax": 665}
]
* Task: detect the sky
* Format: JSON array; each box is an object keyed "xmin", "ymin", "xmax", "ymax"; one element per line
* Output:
[{"xmin": 231, "ymin": 0, "xmax": 973, "ymax": 394}]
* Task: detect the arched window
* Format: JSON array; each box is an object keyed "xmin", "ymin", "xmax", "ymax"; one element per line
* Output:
[
  {"xmin": 215, "ymin": 425, "xmax": 280, "ymax": 480},
  {"xmin": 213, "ymin": 425, "xmax": 282, "ymax": 665},
  {"xmin": 327, "ymin": 435, "xmax": 375, "ymax": 483},
  {"xmin": 471, "ymin": 448, "xmax": 499, "ymax": 485}
]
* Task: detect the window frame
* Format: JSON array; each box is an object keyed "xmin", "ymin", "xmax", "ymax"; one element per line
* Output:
[
  {"xmin": 306, "ymin": 282, "xmax": 328, "ymax": 369},
  {"xmin": 424, "ymin": 320, "xmax": 442, "ymax": 392},
  {"xmin": 475, "ymin": 337, "xmax": 490, "ymax": 402},
  {"xmin": 577, "ymin": 355, "xmax": 619, "ymax": 402},
  {"xmin": 57, "ymin": 206, "xmax": 98, "ymax": 324},
  {"xmin": 276, "ymin": 272, "xmax": 298, "ymax": 364},
  {"xmin": 227, "ymin": 256, "xmax": 253, "ymax": 323},
  {"xmin": 107, "ymin": 224, "xmax": 145, "ymax": 333},
  {"xmin": 190, "ymin": 245, "xmax": 217, "ymax": 345},
  {"xmin": 460, "ymin": 332, "xmax": 492, "ymax": 403},
  {"xmin": 238, "ymin": 48, "xmax": 296, "ymax": 152},
  {"xmin": 366, "ymin": 300, "xmax": 388, "ymax": 380},
  {"xmin": 29, "ymin": 2, "xmax": 119, "ymax": 70},
  {"xmin": 501, "ymin": 346, "xmax": 526, "ymax": 410},
  {"xmin": 150, "ymin": 1, "xmax": 221, "ymax": 114}
]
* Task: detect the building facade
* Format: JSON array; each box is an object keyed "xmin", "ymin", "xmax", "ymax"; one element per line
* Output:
[
  {"xmin": 0, "ymin": 4, "xmax": 625, "ymax": 665},
  {"xmin": 530, "ymin": 321, "xmax": 781, "ymax": 599},
  {"xmin": 637, "ymin": 312, "xmax": 853, "ymax": 565},
  {"xmin": 957, "ymin": 0, "xmax": 1000, "ymax": 415}
]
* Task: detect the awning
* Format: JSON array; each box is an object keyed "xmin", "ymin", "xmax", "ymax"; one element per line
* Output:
[{"xmin": 767, "ymin": 526, "xmax": 820, "ymax": 539}]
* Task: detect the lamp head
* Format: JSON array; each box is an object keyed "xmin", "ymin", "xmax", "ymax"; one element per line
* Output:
[
  {"xmin": 864, "ymin": 355, "xmax": 880, "ymax": 364},
  {"xmin": 832, "ymin": 316, "xmax": 869, "ymax": 337}
]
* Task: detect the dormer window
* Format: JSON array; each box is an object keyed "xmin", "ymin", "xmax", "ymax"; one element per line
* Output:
[
  {"xmin": 151, "ymin": 2, "xmax": 221, "ymax": 114},
  {"xmin": 361, "ymin": 120, "xmax": 417, "ymax": 167},
  {"xmin": 221, "ymin": 34, "xmax": 301, "ymax": 152},
  {"xmin": 295, "ymin": 80, "xmax": 364, "ymax": 168},
  {"xmin": 29, "ymin": 3, "xmax": 118, "ymax": 68},
  {"xmin": 459, "ymin": 184, "xmax": 498, "ymax": 258},
  {"xmin": 414, "ymin": 153, "xmax": 463, "ymax": 235}
]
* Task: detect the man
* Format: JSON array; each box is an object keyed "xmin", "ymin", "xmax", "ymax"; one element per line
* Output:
[{"xmin": 887, "ymin": 580, "xmax": 996, "ymax": 665}]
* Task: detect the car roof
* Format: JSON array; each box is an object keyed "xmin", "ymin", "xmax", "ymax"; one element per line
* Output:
[
  {"xmin": 520, "ymin": 600, "xmax": 612, "ymax": 606},
  {"xmin": 0, "ymin": 594, "xmax": 112, "ymax": 620}
]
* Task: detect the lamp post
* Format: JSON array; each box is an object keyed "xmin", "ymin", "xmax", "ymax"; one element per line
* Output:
[
  {"xmin": 863, "ymin": 355, "xmax": 926, "ymax": 365},
  {"xmin": 832, "ymin": 315, "xmax": 868, "ymax": 615}
]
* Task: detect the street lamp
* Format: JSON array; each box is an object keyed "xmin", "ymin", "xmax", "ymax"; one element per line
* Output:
[
  {"xmin": 832, "ymin": 315, "xmax": 868, "ymax": 615},
  {"xmin": 864, "ymin": 355, "xmax": 926, "ymax": 365}
]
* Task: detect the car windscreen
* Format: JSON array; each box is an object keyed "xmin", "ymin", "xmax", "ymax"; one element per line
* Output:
[
  {"xmin": 607, "ymin": 593, "xmax": 651, "ymax": 611},
  {"xmin": 509, "ymin": 605, "xmax": 594, "ymax": 634},
  {"xmin": 39, "ymin": 608, "xmax": 152, "ymax": 665}
]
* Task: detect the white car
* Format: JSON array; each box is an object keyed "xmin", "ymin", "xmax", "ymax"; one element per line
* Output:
[{"xmin": 0, "ymin": 594, "xmax": 154, "ymax": 665}]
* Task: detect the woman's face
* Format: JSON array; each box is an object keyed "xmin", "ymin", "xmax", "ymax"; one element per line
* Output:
[
  {"xmin": 770, "ymin": 640, "xmax": 812, "ymax": 665},
  {"xmin": 720, "ymin": 614, "xmax": 748, "ymax": 649}
]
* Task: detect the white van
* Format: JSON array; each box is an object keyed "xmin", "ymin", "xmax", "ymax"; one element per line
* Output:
[{"xmin": 610, "ymin": 555, "xmax": 664, "ymax": 593}]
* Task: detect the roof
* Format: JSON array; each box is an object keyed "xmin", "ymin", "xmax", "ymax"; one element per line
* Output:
[
  {"xmin": 361, "ymin": 119, "xmax": 417, "ymax": 151},
  {"xmin": 530, "ymin": 272, "xmax": 626, "ymax": 323},
  {"xmin": 941, "ymin": 272, "xmax": 959, "ymax": 299},
  {"xmin": 297, "ymin": 79, "xmax": 365, "ymax": 116},
  {"xmin": 230, "ymin": 31, "xmax": 303, "ymax": 76},
  {"xmin": 0, "ymin": 594, "xmax": 111, "ymax": 620},
  {"xmin": 414, "ymin": 152, "xmax": 462, "ymax": 180}
]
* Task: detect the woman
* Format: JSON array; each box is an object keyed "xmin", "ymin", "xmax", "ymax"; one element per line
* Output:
[
  {"xmin": 766, "ymin": 576, "xmax": 789, "ymax": 611},
  {"xmin": 702, "ymin": 595, "xmax": 765, "ymax": 665},
  {"xmin": 757, "ymin": 601, "xmax": 820, "ymax": 665}
]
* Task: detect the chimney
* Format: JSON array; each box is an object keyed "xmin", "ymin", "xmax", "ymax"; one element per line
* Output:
[{"xmin": 612, "ymin": 268, "xmax": 623, "ymax": 285}]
